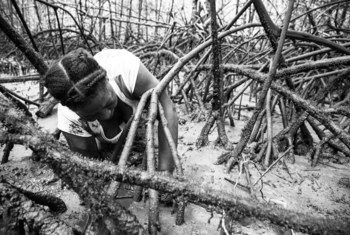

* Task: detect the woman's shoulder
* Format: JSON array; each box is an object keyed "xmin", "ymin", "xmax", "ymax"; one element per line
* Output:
[
  {"xmin": 94, "ymin": 49, "xmax": 140, "ymax": 72},
  {"xmin": 94, "ymin": 48, "xmax": 136, "ymax": 60}
]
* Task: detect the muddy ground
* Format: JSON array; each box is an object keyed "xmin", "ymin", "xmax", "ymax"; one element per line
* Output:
[{"xmin": 1, "ymin": 81, "xmax": 350, "ymax": 234}]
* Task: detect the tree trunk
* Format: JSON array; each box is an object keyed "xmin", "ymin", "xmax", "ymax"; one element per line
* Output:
[{"xmin": 209, "ymin": 0, "xmax": 228, "ymax": 146}]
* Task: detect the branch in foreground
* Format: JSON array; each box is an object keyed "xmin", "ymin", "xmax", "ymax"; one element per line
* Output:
[
  {"xmin": 0, "ymin": 183, "xmax": 74, "ymax": 234},
  {"xmin": 0, "ymin": 95, "xmax": 349, "ymax": 235},
  {"xmin": 0, "ymin": 97, "xmax": 144, "ymax": 234}
]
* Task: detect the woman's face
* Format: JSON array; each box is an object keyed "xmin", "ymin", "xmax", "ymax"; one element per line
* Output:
[{"xmin": 73, "ymin": 82, "xmax": 118, "ymax": 121}]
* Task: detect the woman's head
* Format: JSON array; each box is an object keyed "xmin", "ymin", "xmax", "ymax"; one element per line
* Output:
[
  {"xmin": 44, "ymin": 48, "xmax": 107, "ymax": 109},
  {"xmin": 45, "ymin": 48, "xmax": 118, "ymax": 121}
]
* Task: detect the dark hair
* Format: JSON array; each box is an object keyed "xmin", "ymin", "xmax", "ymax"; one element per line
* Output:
[{"xmin": 44, "ymin": 48, "xmax": 106, "ymax": 109}]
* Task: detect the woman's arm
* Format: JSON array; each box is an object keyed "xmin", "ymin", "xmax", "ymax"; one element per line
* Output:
[{"xmin": 133, "ymin": 63, "xmax": 179, "ymax": 173}]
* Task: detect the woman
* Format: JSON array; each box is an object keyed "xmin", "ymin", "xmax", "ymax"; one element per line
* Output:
[{"xmin": 44, "ymin": 48, "xmax": 178, "ymax": 173}]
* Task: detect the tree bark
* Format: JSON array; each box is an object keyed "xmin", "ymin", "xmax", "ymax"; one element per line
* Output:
[
  {"xmin": 0, "ymin": 183, "xmax": 74, "ymax": 234},
  {"xmin": 196, "ymin": 0, "xmax": 229, "ymax": 148}
]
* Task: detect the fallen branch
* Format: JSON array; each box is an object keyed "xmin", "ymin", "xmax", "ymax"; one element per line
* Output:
[
  {"xmin": 0, "ymin": 183, "xmax": 74, "ymax": 234},
  {"xmin": 36, "ymin": 97, "xmax": 59, "ymax": 118},
  {"xmin": 0, "ymin": 74, "xmax": 40, "ymax": 84},
  {"xmin": 0, "ymin": 85, "xmax": 40, "ymax": 107}
]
